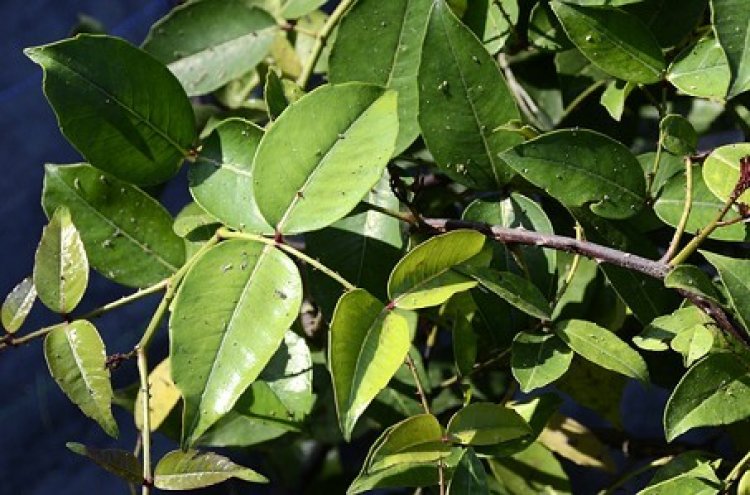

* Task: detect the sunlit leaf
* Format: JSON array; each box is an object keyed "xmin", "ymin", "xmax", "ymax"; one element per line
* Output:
[{"xmin": 154, "ymin": 449, "xmax": 267, "ymax": 490}]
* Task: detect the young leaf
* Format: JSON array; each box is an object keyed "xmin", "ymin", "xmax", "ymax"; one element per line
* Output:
[
  {"xmin": 252, "ymin": 83, "xmax": 398, "ymax": 234},
  {"xmin": 447, "ymin": 402, "xmax": 532, "ymax": 446},
  {"xmin": 664, "ymin": 264, "xmax": 723, "ymax": 305},
  {"xmin": 143, "ymin": 0, "xmax": 278, "ymax": 96},
  {"xmin": 190, "ymin": 118, "xmax": 272, "ymax": 233},
  {"xmin": 703, "ymin": 143, "xmax": 750, "ymax": 204},
  {"xmin": 1, "ymin": 277, "xmax": 37, "ymax": 333},
  {"xmin": 329, "ymin": 0, "xmax": 432, "ymax": 154},
  {"xmin": 500, "ymin": 129, "xmax": 646, "ymax": 219},
  {"xmin": 170, "ymin": 240, "xmax": 302, "ymax": 446},
  {"xmin": 528, "ymin": 2, "xmax": 571, "ymax": 52},
  {"xmin": 44, "ymin": 320, "xmax": 118, "ymax": 437},
  {"xmin": 554, "ymin": 319, "xmax": 650, "ymax": 383},
  {"xmin": 134, "ymin": 358, "xmax": 180, "ymax": 432},
  {"xmin": 664, "ymin": 353, "xmax": 750, "ymax": 441},
  {"xmin": 702, "ymin": 251, "xmax": 750, "ymax": 333},
  {"xmin": 34, "ymin": 207, "xmax": 88, "ymax": 314},
  {"xmin": 670, "ymin": 325, "xmax": 714, "ymax": 367},
  {"xmin": 711, "ymin": 0, "xmax": 750, "ymax": 98},
  {"xmin": 550, "ymin": 1, "xmax": 666, "ymax": 83},
  {"xmin": 329, "ymin": 289, "xmax": 413, "ymax": 440},
  {"xmin": 512, "ymin": 332, "xmax": 573, "ymax": 393},
  {"xmin": 66, "ymin": 442, "xmax": 142, "ymax": 483},
  {"xmin": 448, "ymin": 448, "xmax": 489, "ymax": 495},
  {"xmin": 388, "ymin": 230, "xmax": 485, "ymax": 310},
  {"xmin": 42, "ymin": 164, "xmax": 186, "ymax": 288},
  {"xmin": 418, "ymin": 0, "xmax": 522, "ymax": 190},
  {"xmin": 660, "ymin": 114, "xmax": 698, "ymax": 156},
  {"xmin": 154, "ymin": 449, "xmax": 268, "ymax": 490},
  {"xmin": 634, "ymin": 307, "xmax": 713, "ymax": 351},
  {"xmin": 655, "ymin": 165, "xmax": 748, "ymax": 242},
  {"xmin": 25, "ymin": 35, "xmax": 195, "ymax": 186},
  {"xmin": 456, "ymin": 266, "xmax": 551, "ymax": 320},
  {"xmin": 668, "ymin": 35, "xmax": 730, "ymax": 99},
  {"xmin": 600, "ymin": 80, "xmax": 636, "ymax": 121}
]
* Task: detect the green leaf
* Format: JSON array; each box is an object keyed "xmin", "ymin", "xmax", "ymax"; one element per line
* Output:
[
  {"xmin": 306, "ymin": 174, "xmax": 404, "ymax": 316},
  {"xmin": 143, "ymin": 0, "xmax": 278, "ymax": 96},
  {"xmin": 2, "ymin": 277, "xmax": 36, "ymax": 334},
  {"xmin": 418, "ymin": 0, "xmax": 522, "ymax": 190},
  {"xmin": 190, "ymin": 118, "xmax": 271, "ymax": 233},
  {"xmin": 456, "ymin": 266, "xmax": 551, "ymax": 320},
  {"xmin": 528, "ymin": 2, "xmax": 572, "ymax": 52},
  {"xmin": 135, "ymin": 358, "xmax": 181, "ymax": 432},
  {"xmin": 173, "ymin": 202, "xmax": 217, "ymax": 238},
  {"xmin": 641, "ymin": 451, "xmax": 721, "ymax": 494},
  {"xmin": 448, "ymin": 448, "xmax": 488, "ymax": 495},
  {"xmin": 44, "ymin": 320, "xmax": 118, "ymax": 437},
  {"xmin": 253, "ymin": 83, "xmax": 398, "ymax": 234},
  {"xmin": 702, "ymin": 251, "xmax": 750, "ymax": 334},
  {"xmin": 635, "ymin": 307, "xmax": 713, "ymax": 351},
  {"xmin": 475, "ymin": 0, "xmax": 519, "ymax": 54},
  {"xmin": 329, "ymin": 289, "xmax": 413, "ymax": 440},
  {"xmin": 501, "ymin": 129, "xmax": 646, "ymax": 219},
  {"xmin": 487, "ymin": 442, "xmax": 571, "ymax": 494},
  {"xmin": 33, "ymin": 207, "xmax": 88, "ymax": 314},
  {"xmin": 278, "ymin": 0, "xmax": 327, "ymax": 19},
  {"xmin": 538, "ymin": 414, "xmax": 616, "ymax": 472},
  {"xmin": 199, "ymin": 331, "xmax": 314, "ymax": 447},
  {"xmin": 665, "ymin": 264, "xmax": 723, "ymax": 305},
  {"xmin": 711, "ymin": 0, "xmax": 750, "ymax": 98},
  {"xmin": 551, "ymin": 1, "xmax": 666, "ymax": 83},
  {"xmin": 348, "ymin": 414, "xmax": 456, "ymax": 494},
  {"xmin": 154, "ymin": 449, "xmax": 268, "ymax": 490},
  {"xmin": 264, "ymin": 70, "xmax": 301, "ymax": 120},
  {"xmin": 668, "ymin": 35, "xmax": 730, "ymax": 99},
  {"xmin": 561, "ymin": 0, "xmax": 642, "ymax": 4},
  {"xmin": 625, "ymin": 0, "xmax": 708, "ymax": 49},
  {"xmin": 638, "ymin": 151, "xmax": 685, "ymax": 195},
  {"xmin": 388, "ymin": 230, "xmax": 485, "ymax": 309},
  {"xmin": 600, "ymin": 80, "xmax": 636, "ymax": 121},
  {"xmin": 512, "ymin": 332, "xmax": 573, "ymax": 393},
  {"xmin": 660, "ymin": 114, "xmax": 698, "ymax": 156},
  {"xmin": 170, "ymin": 240, "xmax": 302, "ymax": 446},
  {"xmin": 670, "ymin": 325, "xmax": 714, "ymax": 367},
  {"xmin": 25, "ymin": 35, "xmax": 195, "ymax": 186},
  {"xmin": 329, "ymin": 0, "xmax": 432, "ymax": 154},
  {"xmin": 42, "ymin": 164, "xmax": 186, "ymax": 288},
  {"xmin": 664, "ymin": 353, "xmax": 750, "ymax": 441},
  {"xmin": 66, "ymin": 442, "xmax": 142, "ymax": 483},
  {"xmin": 554, "ymin": 319, "xmax": 650, "ymax": 383},
  {"xmin": 447, "ymin": 402, "xmax": 532, "ymax": 446},
  {"xmin": 703, "ymin": 143, "xmax": 750, "ymax": 204},
  {"xmin": 655, "ymin": 165, "xmax": 748, "ymax": 242}
]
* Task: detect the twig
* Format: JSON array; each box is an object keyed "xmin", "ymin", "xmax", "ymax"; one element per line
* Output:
[
  {"xmin": 362, "ymin": 201, "xmax": 418, "ymax": 226},
  {"xmin": 296, "ymin": 0, "xmax": 355, "ymax": 89},
  {"xmin": 136, "ymin": 346, "xmax": 152, "ymax": 494},
  {"xmin": 662, "ymin": 158, "xmax": 693, "ymax": 262},
  {"xmin": 724, "ymin": 449, "xmax": 750, "ymax": 492},
  {"xmin": 669, "ymin": 194, "xmax": 737, "ymax": 266},
  {"xmin": 440, "ymin": 348, "xmax": 512, "ymax": 388},
  {"xmin": 557, "ymin": 80, "xmax": 607, "ymax": 125},
  {"xmin": 646, "ymin": 130, "xmax": 665, "ymax": 198},
  {"xmin": 405, "ymin": 353, "xmax": 431, "ymax": 414}
]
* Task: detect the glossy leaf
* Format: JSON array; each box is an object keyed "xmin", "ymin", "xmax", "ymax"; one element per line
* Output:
[
  {"xmin": 190, "ymin": 118, "xmax": 271, "ymax": 233},
  {"xmin": 447, "ymin": 402, "xmax": 532, "ymax": 446},
  {"xmin": 551, "ymin": 1, "xmax": 666, "ymax": 83},
  {"xmin": 528, "ymin": 2, "xmax": 571, "ymax": 52},
  {"xmin": 348, "ymin": 414, "xmax": 456, "ymax": 494},
  {"xmin": 655, "ymin": 165, "xmax": 747, "ymax": 241},
  {"xmin": 487, "ymin": 442, "xmax": 571, "ymax": 494},
  {"xmin": 703, "ymin": 143, "xmax": 750, "ymax": 204},
  {"xmin": 670, "ymin": 324, "xmax": 714, "ymax": 367},
  {"xmin": 33, "ymin": 207, "xmax": 88, "ymax": 314},
  {"xmin": 501, "ymin": 129, "xmax": 646, "ymax": 219},
  {"xmin": 665, "ymin": 264, "xmax": 723, "ymax": 305},
  {"xmin": 42, "ymin": 164, "xmax": 186, "ymax": 288},
  {"xmin": 600, "ymin": 80, "xmax": 636, "ymax": 121},
  {"xmin": 641, "ymin": 451, "xmax": 721, "ymax": 494},
  {"xmin": 457, "ymin": 266, "xmax": 551, "ymax": 320},
  {"xmin": 143, "ymin": 0, "xmax": 278, "ymax": 96},
  {"xmin": 44, "ymin": 320, "xmax": 117, "ymax": 437},
  {"xmin": 329, "ymin": 289, "xmax": 413, "ymax": 440},
  {"xmin": 253, "ymin": 83, "xmax": 398, "ymax": 234},
  {"xmin": 555, "ymin": 319, "xmax": 650, "ymax": 383},
  {"xmin": 702, "ymin": 251, "xmax": 750, "ymax": 333},
  {"xmin": 67, "ymin": 443, "xmax": 142, "ymax": 483},
  {"xmin": 388, "ymin": 230, "xmax": 485, "ymax": 309},
  {"xmin": 25, "ymin": 35, "xmax": 195, "ymax": 186},
  {"xmin": 634, "ymin": 307, "xmax": 713, "ymax": 351},
  {"xmin": 512, "ymin": 332, "xmax": 573, "ymax": 393},
  {"xmin": 638, "ymin": 150, "xmax": 685, "ymax": 195},
  {"xmin": 135, "ymin": 358, "xmax": 180, "ymax": 432},
  {"xmin": 199, "ymin": 331, "xmax": 314, "ymax": 447},
  {"xmin": 664, "ymin": 353, "xmax": 750, "ymax": 441},
  {"xmin": 173, "ymin": 202, "xmax": 217, "ymax": 238},
  {"xmin": 625, "ymin": 0, "xmax": 708, "ymax": 48},
  {"xmin": 329, "ymin": 0, "xmax": 432, "ymax": 154},
  {"xmin": 668, "ymin": 35, "xmax": 730, "ymax": 99},
  {"xmin": 711, "ymin": 0, "xmax": 750, "ymax": 98},
  {"xmin": 154, "ymin": 449, "xmax": 267, "ymax": 490},
  {"xmin": 1, "ymin": 277, "xmax": 36, "ymax": 333},
  {"xmin": 448, "ymin": 448, "xmax": 488, "ymax": 495},
  {"xmin": 170, "ymin": 240, "xmax": 302, "ymax": 446},
  {"xmin": 476, "ymin": 0, "xmax": 519, "ymax": 54},
  {"xmin": 418, "ymin": 0, "xmax": 522, "ymax": 190},
  {"xmin": 660, "ymin": 114, "xmax": 697, "ymax": 156}
]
